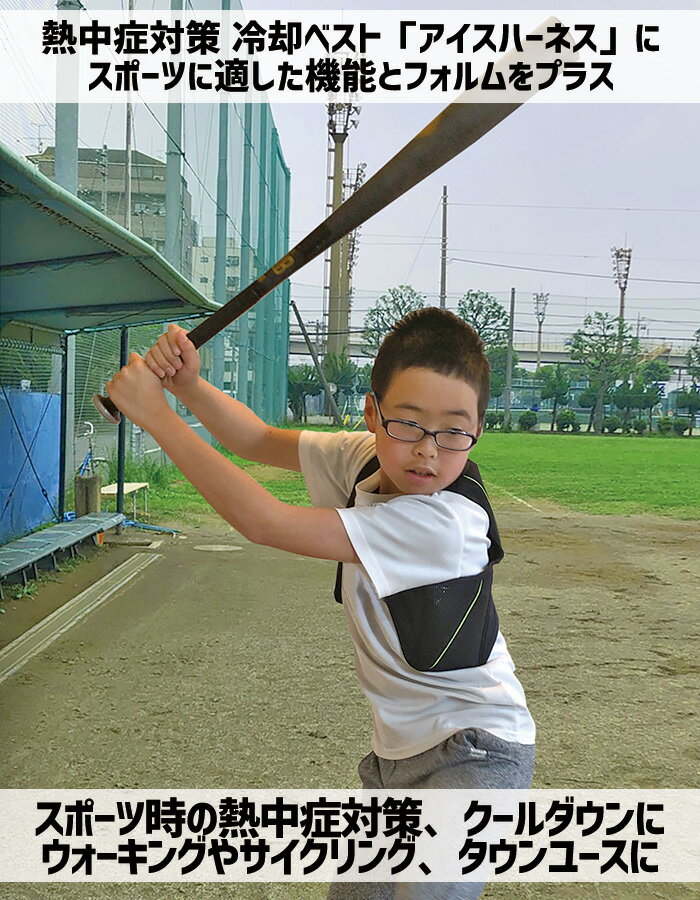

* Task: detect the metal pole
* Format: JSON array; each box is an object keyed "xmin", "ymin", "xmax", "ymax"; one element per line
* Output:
[
  {"xmin": 236, "ymin": 102, "xmax": 253, "ymax": 406},
  {"xmin": 100, "ymin": 144, "xmax": 108, "ymax": 213},
  {"xmin": 264, "ymin": 130, "xmax": 279, "ymax": 421},
  {"xmin": 124, "ymin": 113, "xmax": 132, "ymax": 231},
  {"xmin": 439, "ymin": 185, "xmax": 447, "ymax": 309},
  {"xmin": 611, "ymin": 245, "xmax": 632, "ymax": 347},
  {"xmin": 533, "ymin": 291, "xmax": 548, "ymax": 370},
  {"xmin": 327, "ymin": 133, "xmax": 347, "ymax": 355},
  {"xmin": 55, "ymin": 2, "xmax": 79, "ymax": 196},
  {"xmin": 164, "ymin": 0, "xmax": 183, "ymax": 268},
  {"xmin": 291, "ymin": 301, "xmax": 342, "ymax": 426},
  {"xmin": 58, "ymin": 335, "xmax": 68, "ymax": 521},
  {"xmin": 116, "ymin": 328, "xmax": 128, "ymax": 527},
  {"xmin": 252, "ymin": 104, "xmax": 269, "ymax": 417},
  {"xmin": 280, "ymin": 160, "xmax": 292, "ymax": 421},
  {"xmin": 123, "ymin": 0, "xmax": 134, "ymax": 231},
  {"xmin": 55, "ymin": 0, "xmax": 80, "ymax": 511},
  {"xmin": 213, "ymin": 32, "xmax": 229, "ymax": 392},
  {"xmin": 503, "ymin": 287, "xmax": 515, "ymax": 429}
]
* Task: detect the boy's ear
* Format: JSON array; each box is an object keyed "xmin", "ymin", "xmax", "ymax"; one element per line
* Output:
[{"xmin": 364, "ymin": 392, "xmax": 377, "ymax": 433}]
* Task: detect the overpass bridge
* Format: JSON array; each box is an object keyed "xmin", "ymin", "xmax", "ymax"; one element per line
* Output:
[{"xmin": 288, "ymin": 337, "xmax": 690, "ymax": 370}]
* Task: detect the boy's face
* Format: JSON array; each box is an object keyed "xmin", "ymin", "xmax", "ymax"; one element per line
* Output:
[{"xmin": 364, "ymin": 366, "xmax": 483, "ymax": 496}]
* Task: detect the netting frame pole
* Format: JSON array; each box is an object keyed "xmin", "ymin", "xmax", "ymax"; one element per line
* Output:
[
  {"xmin": 58, "ymin": 334, "xmax": 68, "ymax": 522},
  {"xmin": 116, "ymin": 327, "xmax": 129, "ymax": 526}
]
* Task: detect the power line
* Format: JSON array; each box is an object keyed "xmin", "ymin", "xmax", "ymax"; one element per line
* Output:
[
  {"xmin": 449, "ymin": 202, "xmax": 700, "ymax": 214},
  {"xmin": 449, "ymin": 257, "xmax": 700, "ymax": 286},
  {"xmin": 289, "ymin": 326, "xmax": 693, "ymax": 345},
  {"xmin": 404, "ymin": 195, "xmax": 441, "ymax": 283}
]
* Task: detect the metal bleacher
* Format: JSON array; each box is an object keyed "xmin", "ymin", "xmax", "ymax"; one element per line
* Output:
[{"xmin": 0, "ymin": 512, "xmax": 125, "ymax": 600}]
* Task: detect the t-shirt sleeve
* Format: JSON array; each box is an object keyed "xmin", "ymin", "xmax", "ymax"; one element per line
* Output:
[
  {"xmin": 298, "ymin": 429, "xmax": 376, "ymax": 509},
  {"xmin": 337, "ymin": 495, "xmax": 477, "ymax": 599}
]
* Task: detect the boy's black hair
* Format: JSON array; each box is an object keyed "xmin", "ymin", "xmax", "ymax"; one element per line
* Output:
[{"xmin": 371, "ymin": 307, "xmax": 491, "ymax": 422}]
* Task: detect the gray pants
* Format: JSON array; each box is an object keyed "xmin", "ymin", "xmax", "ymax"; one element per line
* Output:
[{"xmin": 327, "ymin": 728, "xmax": 535, "ymax": 900}]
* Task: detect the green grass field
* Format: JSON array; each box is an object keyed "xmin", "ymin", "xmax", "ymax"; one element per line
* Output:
[
  {"xmin": 471, "ymin": 432, "xmax": 699, "ymax": 519},
  {"xmin": 137, "ymin": 429, "xmax": 698, "ymax": 522}
]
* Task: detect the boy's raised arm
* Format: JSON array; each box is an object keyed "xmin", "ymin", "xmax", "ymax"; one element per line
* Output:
[
  {"xmin": 144, "ymin": 324, "xmax": 302, "ymax": 471},
  {"xmin": 105, "ymin": 354, "xmax": 357, "ymax": 563}
]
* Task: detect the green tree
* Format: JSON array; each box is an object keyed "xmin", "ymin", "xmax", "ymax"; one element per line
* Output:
[
  {"xmin": 612, "ymin": 380, "xmax": 648, "ymax": 430},
  {"xmin": 356, "ymin": 363, "xmax": 373, "ymax": 395},
  {"xmin": 361, "ymin": 285, "xmax": 426, "ymax": 356},
  {"xmin": 636, "ymin": 358, "xmax": 671, "ymax": 428},
  {"xmin": 685, "ymin": 328, "xmax": 700, "ymax": 384},
  {"xmin": 675, "ymin": 386, "xmax": 700, "ymax": 436},
  {"xmin": 485, "ymin": 344, "xmax": 519, "ymax": 409},
  {"xmin": 569, "ymin": 313, "xmax": 640, "ymax": 434},
  {"xmin": 536, "ymin": 364, "xmax": 572, "ymax": 431},
  {"xmin": 457, "ymin": 290, "xmax": 509, "ymax": 347},
  {"xmin": 577, "ymin": 385, "xmax": 598, "ymax": 432},
  {"xmin": 322, "ymin": 350, "xmax": 358, "ymax": 393},
  {"xmin": 287, "ymin": 364, "xmax": 320, "ymax": 422}
]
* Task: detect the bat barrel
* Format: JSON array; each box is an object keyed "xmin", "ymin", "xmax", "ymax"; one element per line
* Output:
[{"xmin": 93, "ymin": 16, "xmax": 569, "ymax": 425}]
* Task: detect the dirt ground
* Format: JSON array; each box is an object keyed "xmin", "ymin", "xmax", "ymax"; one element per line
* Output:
[{"xmin": 0, "ymin": 496, "xmax": 698, "ymax": 900}]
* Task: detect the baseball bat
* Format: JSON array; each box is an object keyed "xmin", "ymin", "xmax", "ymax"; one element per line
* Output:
[{"xmin": 95, "ymin": 17, "xmax": 566, "ymax": 423}]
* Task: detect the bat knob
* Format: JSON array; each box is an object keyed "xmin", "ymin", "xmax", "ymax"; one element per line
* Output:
[{"xmin": 92, "ymin": 393, "xmax": 121, "ymax": 425}]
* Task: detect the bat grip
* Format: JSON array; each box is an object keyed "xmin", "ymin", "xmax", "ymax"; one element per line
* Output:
[{"xmin": 92, "ymin": 392, "xmax": 122, "ymax": 425}]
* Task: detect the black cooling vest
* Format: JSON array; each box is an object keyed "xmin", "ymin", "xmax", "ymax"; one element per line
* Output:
[{"xmin": 334, "ymin": 458, "xmax": 504, "ymax": 673}]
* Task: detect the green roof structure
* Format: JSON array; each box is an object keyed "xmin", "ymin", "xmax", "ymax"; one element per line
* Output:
[{"xmin": 0, "ymin": 141, "xmax": 218, "ymax": 334}]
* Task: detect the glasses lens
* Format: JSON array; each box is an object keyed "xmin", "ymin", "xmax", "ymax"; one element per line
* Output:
[
  {"xmin": 435, "ymin": 432, "xmax": 474, "ymax": 451},
  {"xmin": 386, "ymin": 420, "xmax": 424, "ymax": 442}
]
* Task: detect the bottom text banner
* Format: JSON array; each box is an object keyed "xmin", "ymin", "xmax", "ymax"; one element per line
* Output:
[{"xmin": 1, "ymin": 789, "xmax": 698, "ymax": 883}]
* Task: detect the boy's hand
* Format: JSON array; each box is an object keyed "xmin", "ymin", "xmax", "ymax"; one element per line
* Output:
[
  {"xmin": 106, "ymin": 353, "xmax": 173, "ymax": 430},
  {"xmin": 144, "ymin": 324, "xmax": 200, "ymax": 395}
]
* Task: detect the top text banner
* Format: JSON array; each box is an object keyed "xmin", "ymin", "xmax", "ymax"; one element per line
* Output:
[{"xmin": 0, "ymin": 10, "xmax": 698, "ymax": 105}]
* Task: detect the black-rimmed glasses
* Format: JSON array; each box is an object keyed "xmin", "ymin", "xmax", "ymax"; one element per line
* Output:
[{"xmin": 372, "ymin": 394, "xmax": 477, "ymax": 452}]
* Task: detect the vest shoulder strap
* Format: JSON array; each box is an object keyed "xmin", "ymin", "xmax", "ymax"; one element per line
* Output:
[{"xmin": 334, "ymin": 454, "xmax": 503, "ymax": 604}]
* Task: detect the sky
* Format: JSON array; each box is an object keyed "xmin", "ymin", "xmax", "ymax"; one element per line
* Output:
[
  {"xmin": 245, "ymin": 1, "xmax": 700, "ymax": 358},
  {"xmin": 3, "ymin": 0, "xmax": 699, "ymax": 362}
]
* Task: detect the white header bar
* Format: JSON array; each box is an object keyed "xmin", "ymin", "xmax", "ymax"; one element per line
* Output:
[{"xmin": 0, "ymin": 10, "xmax": 698, "ymax": 104}]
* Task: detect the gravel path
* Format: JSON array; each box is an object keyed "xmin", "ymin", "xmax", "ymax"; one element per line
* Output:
[{"xmin": 1, "ymin": 500, "xmax": 697, "ymax": 899}]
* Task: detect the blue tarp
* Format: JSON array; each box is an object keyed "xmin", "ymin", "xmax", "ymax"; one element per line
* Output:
[{"xmin": 0, "ymin": 389, "xmax": 60, "ymax": 544}]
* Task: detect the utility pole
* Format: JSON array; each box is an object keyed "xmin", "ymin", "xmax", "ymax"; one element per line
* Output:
[
  {"xmin": 326, "ymin": 103, "xmax": 359, "ymax": 356},
  {"xmin": 339, "ymin": 162, "xmax": 366, "ymax": 333},
  {"xmin": 503, "ymin": 288, "xmax": 516, "ymax": 430},
  {"xmin": 533, "ymin": 291, "xmax": 549, "ymax": 370},
  {"xmin": 439, "ymin": 185, "xmax": 448, "ymax": 309}
]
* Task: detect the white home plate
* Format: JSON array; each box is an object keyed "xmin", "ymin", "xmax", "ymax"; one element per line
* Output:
[{"xmin": 193, "ymin": 545, "xmax": 242, "ymax": 552}]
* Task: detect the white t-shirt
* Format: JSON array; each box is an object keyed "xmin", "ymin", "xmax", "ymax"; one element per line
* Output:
[{"xmin": 299, "ymin": 429, "xmax": 536, "ymax": 759}]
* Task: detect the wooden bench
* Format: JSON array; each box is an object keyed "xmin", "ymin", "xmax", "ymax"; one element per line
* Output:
[
  {"xmin": 0, "ymin": 512, "xmax": 125, "ymax": 600},
  {"xmin": 100, "ymin": 482, "xmax": 149, "ymax": 520}
]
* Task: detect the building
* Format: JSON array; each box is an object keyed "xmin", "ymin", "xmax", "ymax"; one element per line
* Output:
[
  {"xmin": 27, "ymin": 146, "xmax": 196, "ymax": 279},
  {"xmin": 191, "ymin": 236, "xmax": 241, "ymax": 301}
]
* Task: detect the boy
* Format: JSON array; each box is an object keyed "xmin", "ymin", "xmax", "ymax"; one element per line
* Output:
[{"xmin": 106, "ymin": 308, "xmax": 535, "ymax": 899}]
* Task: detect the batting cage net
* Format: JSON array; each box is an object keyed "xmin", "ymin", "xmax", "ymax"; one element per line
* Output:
[{"xmin": 0, "ymin": 337, "xmax": 63, "ymax": 543}]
